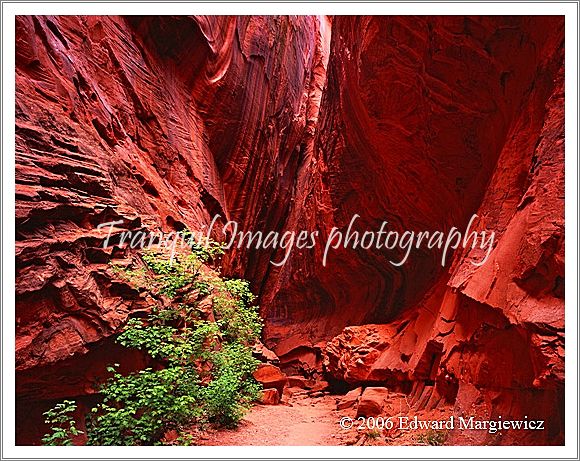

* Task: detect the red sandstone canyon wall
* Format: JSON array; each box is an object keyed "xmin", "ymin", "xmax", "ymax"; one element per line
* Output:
[{"xmin": 15, "ymin": 15, "xmax": 564, "ymax": 444}]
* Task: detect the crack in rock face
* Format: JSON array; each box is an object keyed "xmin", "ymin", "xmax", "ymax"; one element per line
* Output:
[{"xmin": 15, "ymin": 15, "xmax": 564, "ymax": 445}]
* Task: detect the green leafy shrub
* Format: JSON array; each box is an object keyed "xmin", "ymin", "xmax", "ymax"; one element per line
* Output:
[
  {"xmin": 109, "ymin": 265, "xmax": 148, "ymax": 287},
  {"xmin": 87, "ymin": 366, "xmax": 202, "ymax": 445},
  {"xmin": 41, "ymin": 400, "xmax": 83, "ymax": 446},
  {"xmin": 44, "ymin": 244, "xmax": 263, "ymax": 446},
  {"xmin": 210, "ymin": 277, "xmax": 263, "ymax": 343},
  {"xmin": 202, "ymin": 342, "xmax": 261, "ymax": 427},
  {"xmin": 142, "ymin": 251, "xmax": 201, "ymax": 298},
  {"xmin": 194, "ymin": 280, "xmax": 212, "ymax": 297},
  {"xmin": 190, "ymin": 239, "xmax": 224, "ymax": 262}
]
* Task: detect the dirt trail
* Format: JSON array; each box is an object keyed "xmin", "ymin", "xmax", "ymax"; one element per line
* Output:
[
  {"xmin": 199, "ymin": 392, "xmax": 347, "ymax": 446},
  {"xmin": 197, "ymin": 388, "xmax": 449, "ymax": 446}
]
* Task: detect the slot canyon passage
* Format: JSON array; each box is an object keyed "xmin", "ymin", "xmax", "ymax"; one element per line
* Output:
[{"xmin": 15, "ymin": 15, "xmax": 564, "ymax": 446}]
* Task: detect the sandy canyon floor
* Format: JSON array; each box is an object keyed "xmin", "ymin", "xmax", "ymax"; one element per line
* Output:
[{"xmin": 196, "ymin": 390, "xmax": 450, "ymax": 446}]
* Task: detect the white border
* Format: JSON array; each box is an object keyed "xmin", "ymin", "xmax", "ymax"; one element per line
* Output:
[
  {"xmin": 0, "ymin": 1, "xmax": 578, "ymax": 15},
  {"xmin": 2, "ymin": 2, "xmax": 578, "ymax": 459}
]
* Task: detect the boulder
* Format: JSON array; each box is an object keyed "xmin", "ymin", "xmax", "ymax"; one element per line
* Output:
[
  {"xmin": 337, "ymin": 387, "xmax": 362, "ymax": 410},
  {"xmin": 281, "ymin": 387, "xmax": 294, "ymax": 405},
  {"xmin": 287, "ymin": 375, "xmax": 312, "ymax": 389},
  {"xmin": 323, "ymin": 325, "xmax": 397, "ymax": 383},
  {"xmin": 259, "ymin": 388, "xmax": 280, "ymax": 405},
  {"xmin": 356, "ymin": 387, "xmax": 390, "ymax": 417},
  {"xmin": 252, "ymin": 341, "xmax": 280, "ymax": 364},
  {"xmin": 308, "ymin": 379, "xmax": 330, "ymax": 393},
  {"xmin": 253, "ymin": 363, "xmax": 288, "ymax": 396}
]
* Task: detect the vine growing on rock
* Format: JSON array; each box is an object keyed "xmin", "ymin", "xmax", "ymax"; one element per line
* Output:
[{"xmin": 42, "ymin": 242, "xmax": 263, "ymax": 446}]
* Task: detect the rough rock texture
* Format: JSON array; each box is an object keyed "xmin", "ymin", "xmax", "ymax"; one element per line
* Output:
[
  {"xmin": 259, "ymin": 388, "xmax": 281, "ymax": 406},
  {"xmin": 259, "ymin": 16, "xmax": 564, "ymax": 355},
  {"xmin": 252, "ymin": 363, "xmax": 288, "ymax": 397},
  {"xmin": 324, "ymin": 324, "xmax": 400, "ymax": 384},
  {"xmin": 15, "ymin": 15, "xmax": 564, "ymax": 444},
  {"xmin": 323, "ymin": 28, "xmax": 564, "ymax": 444},
  {"xmin": 337, "ymin": 386, "xmax": 362, "ymax": 410},
  {"xmin": 16, "ymin": 14, "xmax": 323, "ymax": 443},
  {"xmin": 356, "ymin": 387, "xmax": 390, "ymax": 417}
]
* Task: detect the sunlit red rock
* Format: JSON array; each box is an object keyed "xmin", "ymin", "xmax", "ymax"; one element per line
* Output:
[
  {"xmin": 356, "ymin": 387, "xmax": 390, "ymax": 417},
  {"xmin": 259, "ymin": 388, "xmax": 281, "ymax": 406},
  {"xmin": 252, "ymin": 363, "xmax": 288, "ymax": 397},
  {"xmin": 336, "ymin": 387, "xmax": 361, "ymax": 411}
]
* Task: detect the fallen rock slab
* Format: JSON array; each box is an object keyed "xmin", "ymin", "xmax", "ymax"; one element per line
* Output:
[
  {"xmin": 287, "ymin": 375, "xmax": 312, "ymax": 389},
  {"xmin": 253, "ymin": 363, "xmax": 288, "ymax": 396},
  {"xmin": 337, "ymin": 386, "xmax": 362, "ymax": 410},
  {"xmin": 356, "ymin": 387, "xmax": 389, "ymax": 417},
  {"xmin": 259, "ymin": 388, "xmax": 280, "ymax": 405}
]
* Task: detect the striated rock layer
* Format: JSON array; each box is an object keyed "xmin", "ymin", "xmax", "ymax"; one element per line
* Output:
[
  {"xmin": 15, "ymin": 15, "xmax": 564, "ymax": 444},
  {"xmin": 323, "ymin": 53, "xmax": 565, "ymax": 445}
]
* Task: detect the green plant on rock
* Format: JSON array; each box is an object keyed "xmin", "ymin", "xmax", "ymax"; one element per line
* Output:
[
  {"xmin": 417, "ymin": 429, "xmax": 448, "ymax": 446},
  {"xmin": 189, "ymin": 238, "xmax": 224, "ymax": 262},
  {"xmin": 142, "ymin": 251, "xmax": 202, "ymax": 298},
  {"xmin": 211, "ymin": 277, "xmax": 262, "ymax": 344},
  {"xmin": 194, "ymin": 280, "xmax": 212, "ymax": 297},
  {"xmin": 42, "ymin": 243, "xmax": 263, "ymax": 446},
  {"xmin": 86, "ymin": 308, "xmax": 260, "ymax": 443},
  {"xmin": 173, "ymin": 432, "xmax": 195, "ymax": 446},
  {"xmin": 366, "ymin": 428, "xmax": 382, "ymax": 440},
  {"xmin": 109, "ymin": 264, "xmax": 148, "ymax": 288},
  {"xmin": 41, "ymin": 400, "xmax": 83, "ymax": 446}
]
